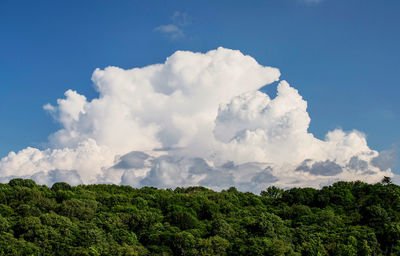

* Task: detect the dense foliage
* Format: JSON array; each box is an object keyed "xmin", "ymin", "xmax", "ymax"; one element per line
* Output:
[{"xmin": 0, "ymin": 178, "xmax": 399, "ymax": 255}]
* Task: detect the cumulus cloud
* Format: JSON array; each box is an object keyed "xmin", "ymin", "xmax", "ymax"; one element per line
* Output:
[
  {"xmin": 0, "ymin": 47, "xmax": 393, "ymax": 192},
  {"xmin": 0, "ymin": 139, "xmax": 114, "ymax": 184}
]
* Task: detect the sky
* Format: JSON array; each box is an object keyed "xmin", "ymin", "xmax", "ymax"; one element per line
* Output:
[{"xmin": 0, "ymin": 0, "xmax": 399, "ymax": 191}]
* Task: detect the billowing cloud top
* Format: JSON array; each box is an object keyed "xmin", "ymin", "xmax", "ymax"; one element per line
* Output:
[{"xmin": 0, "ymin": 48, "xmax": 393, "ymax": 192}]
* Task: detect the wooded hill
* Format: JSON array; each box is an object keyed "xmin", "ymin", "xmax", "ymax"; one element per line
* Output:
[{"xmin": 0, "ymin": 178, "xmax": 398, "ymax": 255}]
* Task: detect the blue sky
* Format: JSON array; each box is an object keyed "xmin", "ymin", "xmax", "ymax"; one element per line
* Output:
[{"xmin": 0, "ymin": 0, "xmax": 399, "ymax": 178}]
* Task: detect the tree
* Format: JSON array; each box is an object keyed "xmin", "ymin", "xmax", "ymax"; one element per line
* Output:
[
  {"xmin": 260, "ymin": 186, "xmax": 283, "ymax": 199},
  {"xmin": 381, "ymin": 176, "xmax": 392, "ymax": 185}
]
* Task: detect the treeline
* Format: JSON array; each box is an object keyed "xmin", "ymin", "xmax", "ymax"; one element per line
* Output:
[{"xmin": 0, "ymin": 178, "xmax": 399, "ymax": 255}]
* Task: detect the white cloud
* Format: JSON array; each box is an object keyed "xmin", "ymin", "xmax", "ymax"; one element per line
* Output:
[{"xmin": 0, "ymin": 48, "xmax": 394, "ymax": 192}]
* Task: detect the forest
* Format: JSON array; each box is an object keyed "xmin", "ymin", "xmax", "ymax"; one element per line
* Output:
[{"xmin": 0, "ymin": 177, "xmax": 399, "ymax": 255}]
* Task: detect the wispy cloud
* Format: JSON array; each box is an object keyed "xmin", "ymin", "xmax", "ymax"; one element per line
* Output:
[
  {"xmin": 300, "ymin": 0, "xmax": 324, "ymax": 4},
  {"xmin": 154, "ymin": 24, "xmax": 184, "ymax": 40},
  {"xmin": 154, "ymin": 11, "xmax": 190, "ymax": 40},
  {"xmin": 171, "ymin": 11, "xmax": 190, "ymax": 27}
]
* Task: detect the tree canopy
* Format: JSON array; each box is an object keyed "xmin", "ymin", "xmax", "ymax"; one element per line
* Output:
[{"xmin": 0, "ymin": 178, "xmax": 399, "ymax": 255}]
